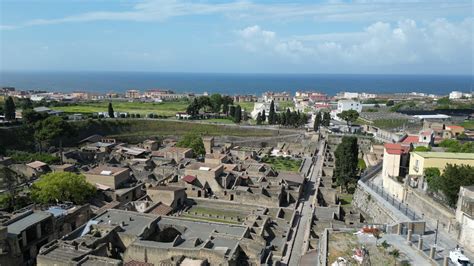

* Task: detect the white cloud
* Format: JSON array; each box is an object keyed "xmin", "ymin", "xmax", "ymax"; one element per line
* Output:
[
  {"xmin": 236, "ymin": 25, "xmax": 276, "ymax": 52},
  {"xmin": 1, "ymin": 0, "xmax": 472, "ymax": 29},
  {"xmin": 235, "ymin": 18, "xmax": 473, "ymax": 68}
]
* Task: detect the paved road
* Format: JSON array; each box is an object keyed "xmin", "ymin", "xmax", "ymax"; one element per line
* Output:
[{"xmin": 288, "ymin": 139, "xmax": 325, "ymax": 266}]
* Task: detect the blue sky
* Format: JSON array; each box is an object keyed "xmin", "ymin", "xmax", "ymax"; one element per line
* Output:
[{"xmin": 0, "ymin": 0, "xmax": 472, "ymax": 74}]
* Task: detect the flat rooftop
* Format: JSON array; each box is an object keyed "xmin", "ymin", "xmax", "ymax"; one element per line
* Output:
[
  {"xmin": 7, "ymin": 211, "xmax": 52, "ymax": 235},
  {"xmin": 93, "ymin": 209, "xmax": 159, "ymax": 237},
  {"xmin": 412, "ymin": 151, "xmax": 474, "ymax": 160},
  {"xmin": 87, "ymin": 166, "xmax": 129, "ymax": 176}
]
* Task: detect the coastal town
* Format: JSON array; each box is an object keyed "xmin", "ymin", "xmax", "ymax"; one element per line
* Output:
[{"xmin": 0, "ymin": 86, "xmax": 472, "ymax": 265}]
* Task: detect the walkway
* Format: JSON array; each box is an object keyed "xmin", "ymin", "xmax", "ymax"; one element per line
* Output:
[{"xmin": 288, "ymin": 139, "xmax": 326, "ymax": 265}]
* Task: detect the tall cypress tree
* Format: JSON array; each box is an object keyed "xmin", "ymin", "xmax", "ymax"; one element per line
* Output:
[
  {"xmin": 334, "ymin": 136, "xmax": 359, "ymax": 191},
  {"xmin": 268, "ymin": 100, "xmax": 276, "ymax": 125},
  {"xmin": 261, "ymin": 110, "xmax": 266, "ymax": 123},
  {"xmin": 4, "ymin": 96, "xmax": 16, "ymax": 121},
  {"xmin": 285, "ymin": 108, "xmax": 291, "ymax": 126},
  {"xmin": 229, "ymin": 106, "xmax": 236, "ymax": 118},
  {"xmin": 323, "ymin": 112, "xmax": 331, "ymax": 126},
  {"xmin": 314, "ymin": 111, "xmax": 322, "ymax": 131},
  {"xmin": 108, "ymin": 102, "xmax": 115, "ymax": 118},
  {"xmin": 256, "ymin": 112, "xmax": 262, "ymax": 125},
  {"xmin": 233, "ymin": 105, "xmax": 242, "ymax": 123}
]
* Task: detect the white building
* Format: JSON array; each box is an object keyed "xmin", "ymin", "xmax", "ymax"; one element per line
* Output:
[
  {"xmin": 332, "ymin": 100, "xmax": 362, "ymax": 120},
  {"xmin": 456, "ymin": 186, "xmax": 474, "ymax": 254},
  {"xmin": 250, "ymin": 102, "xmax": 278, "ymax": 120},
  {"xmin": 449, "ymin": 91, "xmax": 471, "ymax": 99}
]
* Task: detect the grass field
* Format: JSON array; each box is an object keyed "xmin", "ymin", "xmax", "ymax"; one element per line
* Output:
[
  {"xmin": 277, "ymin": 101, "xmax": 295, "ymax": 111},
  {"xmin": 69, "ymin": 119, "xmax": 278, "ymax": 144},
  {"xmin": 261, "ymin": 156, "xmax": 302, "ymax": 172},
  {"xmin": 53, "ymin": 101, "xmax": 189, "ymax": 116},
  {"xmin": 205, "ymin": 118, "xmax": 235, "ymax": 124},
  {"xmin": 238, "ymin": 102, "xmax": 255, "ymax": 111},
  {"xmin": 461, "ymin": 120, "xmax": 474, "ymax": 130}
]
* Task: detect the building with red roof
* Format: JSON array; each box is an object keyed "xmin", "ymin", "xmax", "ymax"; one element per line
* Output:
[{"xmin": 382, "ymin": 143, "xmax": 411, "ymax": 201}]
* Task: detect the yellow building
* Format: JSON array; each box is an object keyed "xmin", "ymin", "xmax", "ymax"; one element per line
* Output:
[{"xmin": 409, "ymin": 152, "xmax": 474, "ymax": 176}]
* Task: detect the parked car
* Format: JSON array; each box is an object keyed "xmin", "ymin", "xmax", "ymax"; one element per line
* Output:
[{"xmin": 449, "ymin": 248, "xmax": 470, "ymax": 266}]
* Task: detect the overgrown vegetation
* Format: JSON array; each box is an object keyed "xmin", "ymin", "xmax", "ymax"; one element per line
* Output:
[
  {"xmin": 261, "ymin": 156, "xmax": 302, "ymax": 172},
  {"xmin": 6, "ymin": 150, "xmax": 60, "ymax": 164},
  {"xmin": 176, "ymin": 133, "xmax": 206, "ymax": 156},
  {"xmin": 414, "ymin": 146, "xmax": 431, "ymax": 152},
  {"xmin": 438, "ymin": 139, "xmax": 474, "ymax": 153},
  {"xmin": 425, "ymin": 165, "xmax": 474, "ymax": 207}
]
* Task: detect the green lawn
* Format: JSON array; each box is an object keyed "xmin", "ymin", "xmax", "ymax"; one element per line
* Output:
[
  {"xmin": 205, "ymin": 118, "xmax": 235, "ymax": 124},
  {"xmin": 358, "ymin": 158, "xmax": 367, "ymax": 170},
  {"xmin": 261, "ymin": 156, "xmax": 302, "ymax": 172},
  {"xmin": 372, "ymin": 119, "xmax": 408, "ymax": 129},
  {"xmin": 338, "ymin": 193, "xmax": 353, "ymax": 207},
  {"xmin": 461, "ymin": 120, "xmax": 474, "ymax": 130},
  {"xmin": 238, "ymin": 102, "xmax": 255, "ymax": 112},
  {"xmin": 277, "ymin": 101, "xmax": 295, "ymax": 111},
  {"xmin": 68, "ymin": 119, "xmax": 278, "ymax": 144},
  {"xmin": 54, "ymin": 101, "xmax": 189, "ymax": 116}
]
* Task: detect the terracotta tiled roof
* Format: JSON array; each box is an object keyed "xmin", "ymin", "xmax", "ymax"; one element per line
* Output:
[
  {"xmin": 182, "ymin": 175, "xmax": 197, "ymax": 183},
  {"xmin": 401, "ymin": 135, "xmax": 419, "ymax": 144},
  {"xmin": 384, "ymin": 143, "xmax": 410, "ymax": 155}
]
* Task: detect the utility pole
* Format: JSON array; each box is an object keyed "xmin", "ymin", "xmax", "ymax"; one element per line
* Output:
[{"xmin": 434, "ymin": 219, "xmax": 439, "ymax": 246}]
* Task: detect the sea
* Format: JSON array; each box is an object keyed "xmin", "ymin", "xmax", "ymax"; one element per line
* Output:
[{"xmin": 0, "ymin": 71, "xmax": 472, "ymax": 96}]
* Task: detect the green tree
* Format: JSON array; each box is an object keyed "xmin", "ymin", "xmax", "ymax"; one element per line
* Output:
[
  {"xmin": 337, "ymin": 110, "xmax": 359, "ymax": 126},
  {"xmin": 186, "ymin": 98, "xmax": 200, "ymax": 117},
  {"xmin": 34, "ymin": 116, "xmax": 75, "ymax": 152},
  {"xmin": 313, "ymin": 111, "xmax": 322, "ymax": 132},
  {"xmin": 334, "ymin": 136, "xmax": 359, "ymax": 191},
  {"xmin": 268, "ymin": 100, "xmax": 276, "ymax": 125},
  {"xmin": 4, "ymin": 96, "xmax": 16, "ymax": 121},
  {"xmin": 229, "ymin": 105, "xmax": 236, "ymax": 117},
  {"xmin": 439, "ymin": 139, "xmax": 473, "ymax": 153},
  {"xmin": 176, "ymin": 133, "xmax": 206, "ymax": 156},
  {"xmin": 195, "ymin": 96, "xmax": 212, "ymax": 112},
  {"xmin": 437, "ymin": 97, "xmax": 450, "ymax": 106},
  {"xmin": 414, "ymin": 146, "xmax": 431, "ymax": 152},
  {"xmin": 233, "ymin": 105, "xmax": 242, "ymax": 123},
  {"xmin": 261, "ymin": 110, "xmax": 266, "ymax": 122},
  {"xmin": 322, "ymin": 112, "xmax": 331, "ymax": 126},
  {"xmin": 31, "ymin": 172, "xmax": 96, "ymax": 204},
  {"xmin": 425, "ymin": 167, "xmax": 442, "ymax": 192},
  {"xmin": 386, "ymin": 100, "xmax": 395, "ymax": 106},
  {"xmin": 222, "ymin": 96, "xmax": 233, "ymax": 115},
  {"xmin": 439, "ymin": 164, "xmax": 474, "ymax": 206},
  {"xmin": 210, "ymin": 94, "xmax": 223, "ymax": 113},
  {"xmin": 108, "ymin": 102, "xmax": 115, "ymax": 118},
  {"xmin": 256, "ymin": 112, "xmax": 262, "ymax": 125},
  {"xmin": 22, "ymin": 109, "xmax": 48, "ymax": 124}
]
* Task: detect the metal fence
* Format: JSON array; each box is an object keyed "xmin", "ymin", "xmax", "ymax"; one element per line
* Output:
[{"xmin": 366, "ymin": 181, "xmax": 422, "ymax": 221}]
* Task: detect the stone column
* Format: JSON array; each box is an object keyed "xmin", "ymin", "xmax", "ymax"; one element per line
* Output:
[
  {"xmin": 443, "ymin": 256, "xmax": 449, "ymax": 266},
  {"xmin": 21, "ymin": 231, "xmax": 27, "ymax": 247},
  {"xmin": 429, "ymin": 246, "xmax": 436, "ymax": 259},
  {"xmin": 397, "ymin": 223, "xmax": 402, "ymax": 235},
  {"xmin": 406, "ymin": 229, "xmax": 412, "ymax": 242},
  {"xmin": 36, "ymin": 223, "xmax": 42, "ymax": 239},
  {"xmin": 417, "ymin": 236, "xmax": 423, "ymax": 250}
]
